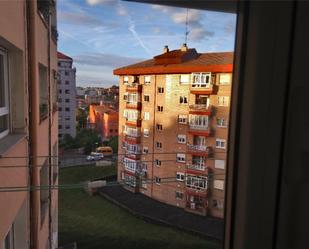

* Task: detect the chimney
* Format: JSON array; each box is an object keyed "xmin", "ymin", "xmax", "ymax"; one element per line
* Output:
[
  {"xmin": 181, "ymin": 43, "xmax": 188, "ymax": 52},
  {"xmin": 163, "ymin": 45, "xmax": 169, "ymax": 53}
]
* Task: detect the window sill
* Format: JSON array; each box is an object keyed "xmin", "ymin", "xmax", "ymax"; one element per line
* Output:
[{"xmin": 0, "ymin": 133, "xmax": 27, "ymax": 157}]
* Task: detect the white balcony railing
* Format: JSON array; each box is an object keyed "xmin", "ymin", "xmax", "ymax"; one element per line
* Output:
[
  {"xmin": 187, "ymin": 144, "xmax": 208, "ymax": 152},
  {"xmin": 189, "ymin": 124, "xmax": 209, "ymax": 131},
  {"xmin": 124, "ymin": 130, "xmax": 141, "ymax": 137},
  {"xmin": 191, "ymin": 83, "xmax": 212, "ymax": 89},
  {"xmin": 187, "ymin": 164, "xmax": 206, "ymax": 171}
]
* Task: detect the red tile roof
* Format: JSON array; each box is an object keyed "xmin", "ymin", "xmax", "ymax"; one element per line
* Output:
[
  {"xmin": 57, "ymin": 51, "xmax": 73, "ymax": 60},
  {"xmin": 114, "ymin": 51, "xmax": 233, "ymax": 75}
]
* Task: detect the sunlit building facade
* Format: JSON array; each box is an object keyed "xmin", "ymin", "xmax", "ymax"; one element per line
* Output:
[{"xmin": 115, "ymin": 44, "xmax": 232, "ymax": 218}]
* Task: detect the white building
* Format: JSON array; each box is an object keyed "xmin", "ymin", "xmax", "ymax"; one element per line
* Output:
[{"xmin": 57, "ymin": 52, "xmax": 76, "ymax": 139}]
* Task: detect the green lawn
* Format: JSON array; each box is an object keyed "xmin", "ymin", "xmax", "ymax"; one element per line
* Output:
[{"xmin": 59, "ymin": 165, "xmax": 219, "ymax": 249}]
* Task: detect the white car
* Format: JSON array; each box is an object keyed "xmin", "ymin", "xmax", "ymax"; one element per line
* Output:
[{"xmin": 86, "ymin": 152, "xmax": 104, "ymax": 161}]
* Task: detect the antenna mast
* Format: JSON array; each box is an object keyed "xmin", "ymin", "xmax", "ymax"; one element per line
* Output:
[{"xmin": 185, "ymin": 8, "xmax": 189, "ymax": 44}]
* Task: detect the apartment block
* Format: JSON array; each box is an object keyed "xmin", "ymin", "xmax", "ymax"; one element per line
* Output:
[
  {"xmin": 114, "ymin": 44, "xmax": 232, "ymax": 218},
  {"xmin": 57, "ymin": 52, "xmax": 76, "ymax": 139},
  {"xmin": 88, "ymin": 104, "xmax": 119, "ymax": 141},
  {"xmin": 0, "ymin": 1, "xmax": 58, "ymax": 248}
]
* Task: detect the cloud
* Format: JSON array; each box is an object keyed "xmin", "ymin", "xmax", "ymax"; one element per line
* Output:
[
  {"xmin": 74, "ymin": 53, "xmax": 143, "ymax": 68},
  {"xmin": 58, "ymin": 11, "xmax": 102, "ymax": 26},
  {"xmin": 86, "ymin": 0, "xmax": 117, "ymax": 6},
  {"xmin": 189, "ymin": 27, "xmax": 214, "ymax": 41},
  {"xmin": 171, "ymin": 9, "xmax": 202, "ymax": 25}
]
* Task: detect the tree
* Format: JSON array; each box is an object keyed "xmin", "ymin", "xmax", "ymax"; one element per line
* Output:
[
  {"xmin": 108, "ymin": 136, "xmax": 118, "ymax": 153},
  {"xmin": 76, "ymin": 108, "xmax": 88, "ymax": 131}
]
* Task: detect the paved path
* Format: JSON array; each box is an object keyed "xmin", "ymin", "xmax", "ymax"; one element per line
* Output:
[{"xmin": 99, "ymin": 185, "xmax": 223, "ymax": 241}]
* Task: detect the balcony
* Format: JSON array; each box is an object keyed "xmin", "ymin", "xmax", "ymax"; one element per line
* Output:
[
  {"xmin": 126, "ymin": 84, "xmax": 142, "ymax": 92},
  {"xmin": 126, "ymin": 101, "xmax": 142, "ymax": 110},
  {"xmin": 187, "ymin": 144, "xmax": 212, "ymax": 156},
  {"xmin": 188, "ymin": 124, "xmax": 210, "ymax": 136},
  {"xmin": 190, "ymin": 83, "xmax": 216, "ymax": 94},
  {"xmin": 123, "ymin": 128, "xmax": 141, "ymax": 138},
  {"xmin": 187, "ymin": 163, "xmax": 206, "ymax": 171},
  {"xmin": 185, "ymin": 192, "xmax": 208, "ymax": 216},
  {"xmin": 124, "ymin": 135, "xmax": 141, "ymax": 144},
  {"xmin": 125, "ymin": 118, "xmax": 142, "ymax": 127},
  {"xmin": 189, "ymin": 104, "xmax": 212, "ymax": 115}
]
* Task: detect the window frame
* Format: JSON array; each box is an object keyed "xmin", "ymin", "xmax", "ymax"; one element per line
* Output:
[{"xmin": 0, "ymin": 48, "xmax": 10, "ymax": 139}]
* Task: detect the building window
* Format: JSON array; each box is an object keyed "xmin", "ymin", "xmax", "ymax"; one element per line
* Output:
[
  {"xmin": 143, "ymin": 112, "xmax": 150, "ymax": 120},
  {"xmin": 156, "ymin": 142, "xmax": 162, "ymax": 149},
  {"xmin": 155, "ymin": 159, "xmax": 161, "ymax": 166},
  {"xmin": 143, "ymin": 128, "xmax": 149, "ymax": 137},
  {"xmin": 144, "ymin": 95, "xmax": 150, "ymax": 102},
  {"xmin": 124, "ymin": 76, "xmax": 129, "ymax": 84},
  {"xmin": 65, "ymin": 80, "xmax": 69, "ymax": 85},
  {"xmin": 144, "ymin": 75, "xmax": 151, "ymax": 84},
  {"xmin": 157, "ymin": 106, "xmax": 163, "ymax": 112},
  {"xmin": 143, "ymin": 147, "xmax": 149, "ymax": 154},
  {"xmin": 216, "ymin": 139, "xmax": 226, "ymax": 149},
  {"xmin": 58, "ymin": 125, "xmax": 62, "ymax": 129},
  {"xmin": 213, "ymin": 199, "xmax": 224, "ymax": 209},
  {"xmin": 176, "ymin": 172, "xmax": 185, "ymax": 181},
  {"xmin": 58, "ymin": 107, "xmax": 62, "ymax": 111},
  {"xmin": 217, "ymin": 96, "xmax": 230, "ymax": 106},
  {"xmin": 219, "ymin": 73, "xmax": 231, "ymax": 85},
  {"xmin": 58, "ymin": 89, "xmax": 62, "ymax": 94},
  {"xmin": 155, "ymin": 177, "xmax": 161, "ymax": 184},
  {"xmin": 65, "ymin": 107, "xmax": 70, "ymax": 112},
  {"xmin": 156, "ymin": 124, "xmax": 163, "ymax": 131},
  {"xmin": 124, "ymin": 109, "xmax": 139, "ymax": 121},
  {"xmin": 215, "ymin": 159, "xmax": 225, "ymax": 170},
  {"xmin": 65, "ymin": 99, "xmax": 70, "ymax": 103},
  {"xmin": 158, "ymin": 87, "xmax": 164, "ymax": 93},
  {"xmin": 186, "ymin": 174, "xmax": 208, "ymax": 190},
  {"xmin": 180, "ymin": 74, "xmax": 190, "ymax": 84},
  {"xmin": 217, "ymin": 118, "xmax": 228, "ymax": 127},
  {"xmin": 178, "ymin": 114, "xmax": 187, "ymax": 124},
  {"xmin": 175, "ymin": 191, "xmax": 184, "ymax": 200},
  {"xmin": 109, "ymin": 129, "xmax": 113, "ymax": 132},
  {"xmin": 39, "ymin": 64, "xmax": 48, "ymax": 121},
  {"xmin": 214, "ymin": 180, "xmax": 225, "ymax": 190},
  {"xmin": 0, "ymin": 49, "xmax": 9, "ymax": 139},
  {"xmin": 176, "ymin": 153, "xmax": 186, "ymax": 163},
  {"xmin": 65, "ymin": 89, "xmax": 70, "ymax": 94},
  {"xmin": 3, "ymin": 225, "xmax": 14, "ymax": 249},
  {"xmin": 65, "ymin": 71, "xmax": 69, "ymax": 76},
  {"xmin": 65, "ymin": 116, "xmax": 70, "ymax": 121},
  {"xmin": 65, "ymin": 125, "xmax": 70, "ymax": 129},
  {"xmin": 179, "ymin": 96, "xmax": 188, "ymax": 104},
  {"xmin": 192, "ymin": 72, "xmax": 212, "ymax": 86},
  {"xmin": 177, "ymin": 134, "xmax": 186, "ymax": 144}
]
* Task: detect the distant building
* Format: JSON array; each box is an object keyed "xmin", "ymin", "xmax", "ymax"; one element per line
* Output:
[
  {"xmin": 114, "ymin": 44, "xmax": 233, "ymax": 218},
  {"xmin": 88, "ymin": 104, "xmax": 119, "ymax": 141},
  {"xmin": 58, "ymin": 52, "xmax": 76, "ymax": 139}
]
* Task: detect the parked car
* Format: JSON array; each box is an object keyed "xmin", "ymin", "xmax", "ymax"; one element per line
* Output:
[{"xmin": 86, "ymin": 152, "xmax": 104, "ymax": 161}]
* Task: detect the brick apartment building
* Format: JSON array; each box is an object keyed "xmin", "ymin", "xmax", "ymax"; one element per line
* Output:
[
  {"xmin": 114, "ymin": 44, "xmax": 232, "ymax": 218},
  {"xmin": 57, "ymin": 51, "xmax": 76, "ymax": 139},
  {"xmin": 88, "ymin": 104, "xmax": 119, "ymax": 141},
  {"xmin": 0, "ymin": 1, "xmax": 58, "ymax": 248}
]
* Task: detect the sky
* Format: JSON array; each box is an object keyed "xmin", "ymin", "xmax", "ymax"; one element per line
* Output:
[{"xmin": 57, "ymin": 0, "xmax": 237, "ymax": 87}]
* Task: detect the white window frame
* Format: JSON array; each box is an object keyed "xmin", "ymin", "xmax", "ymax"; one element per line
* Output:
[
  {"xmin": 0, "ymin": 48, "xmax": 9, "ymax": 139},
  {"xmin": 217, "ymin": 117, "xmax": 228, "ymax": 127},
  {"xmin": 178, "ymin": 114, "xmax": 187, "ymax": 124},
  {"xmin": 216, "ymin": 138, "xmax": 226, "ymax": 149},
  {"xmin": 144, "ymin": 75, "xmax": 151, "ymax": 84},
  {"xmin": 186, "ymin": 174, "xmax": 208, "ymax": 190},
  {"xmin": 217, "ymin": 96, "xmax": 230, "ymax": 106},
  {"xmin": 214, "ymin": 179, "xmax": 225, "ymax": 190},
  {"xmin": 143, "ymin": 146, "xmax": 149, "ymax": 154},
  {"xmin": 176, "ymin": 153, "xmax": 186, "ymax": 163},
  {"xmin": 191, "ymin": 72, "xmax": 212, "ymax": 87},
  {"xmin": 219, "ymin": 73, "xmax": 231, "ymax": 85},
  {"xmin": 175, "ymin": 191, "xmax": 184, "ymax": 200},
  {"xmin": 144, "ymin": 112, "xmax": 150, "ymax": 120},
  {"xmin": 143, "ymin": 128, "xmax": 149, "ymax": 137},
  {"xmin": 123, "ymin": 76, "xmax": 129, "ymax": 84},
  {"xmin": 155, "ymin": 176, "xmax": 161, "ymax": 185},
  {"xmin": 176, "ymin": 172, "xmax": 185, "ymax": 181},
  {"xmin": 180, "ymin": 74, "xmax": 190, "ymax": 84},
  {"xmin": 177, "ymin": 134, "xmax": 186, "ymax": 144},
  {"xmin": 215, "ymin": 159, "xmax": 225, "ymax": 170}
]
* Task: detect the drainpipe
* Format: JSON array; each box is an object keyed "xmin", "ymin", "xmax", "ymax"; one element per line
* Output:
[
  {"xmin": 151, "ymin": 75, "xmax": 157, "ymax": 197},
  {"xmin": 47, "ymin": 9, "xmax": 53, "ymax": 249},
  {"xmin": 27, "ymin": 0, "xmax": 39, "ymax": 248}
]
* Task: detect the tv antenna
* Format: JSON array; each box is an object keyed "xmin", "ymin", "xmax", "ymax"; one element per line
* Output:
[{"xmin": 185, "ymin": 8, "xmax": 189, "ymax": 44}]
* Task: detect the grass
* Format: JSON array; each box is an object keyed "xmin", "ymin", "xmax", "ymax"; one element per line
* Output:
[{"xmin": 59, "ymin": 165, "xmax": 220, "ymax": 249}]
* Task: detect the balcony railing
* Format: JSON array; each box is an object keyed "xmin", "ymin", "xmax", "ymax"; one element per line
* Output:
[
  {"xmin": 126, "ymin": 84, "xmax": 142, "ymax": 92},
  {"xmin": 124, "ymin": 130, "xmax": 141, "ymax": 138},
  {"xmin": 126, "ymin": 101, "xmax": 142, "ymax": 109},
  {"xmin": 125, "ymin": 118, "xmax": 142, "ymax": 127},
  {"xmin": 189, "ymin": 124, "xmax": 209, "ymax": 131},
  {"xmin": 187, "ymin": 144, "xmax": 208, "ymax": 152},
  {"xmin": 186, "ymin": 163, "xmax": 206, "ymax": 171},
  {"xmin": 189, "ymin": 104, "xmax": 212, "ymax": 115}
]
